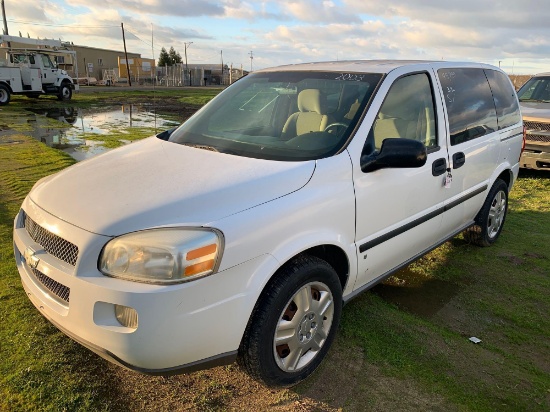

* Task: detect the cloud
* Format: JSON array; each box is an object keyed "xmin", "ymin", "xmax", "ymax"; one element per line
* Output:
[
  {"xmin": 343, "ymin": 0, "xmax": 550, "ymax": 30},
  {"xmin": 6, "ymin": 0, "xmax": 52, "ymax": 24},
  {"xmin": 223, "ymin": 0, "xmax": 284, "ymax": 20},
  {"xmin": 4, "ymin": 0, "xmax": 550, "ymax": 73},
  {"xmin": 281, "ymin": 0, "xmax": 362, "ymax": 24},
  {"xmin": 69, "ymin": 0, "xmax": 225, "ymax": 18}
]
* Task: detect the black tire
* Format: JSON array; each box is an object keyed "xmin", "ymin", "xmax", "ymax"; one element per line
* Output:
[
  {"xmin": 58, "ymin": 83, "xmax": 72, "ymax": 101},
  {"xmin": 238, "ymin": 255, "xmax": 342, "ymax": 388},
  {"xmin": 465, "ymin": 179, "xmax": 508, "ymax": 247},
  {"xmin": 0, "ymin": 83, "xmax": 11, "ymax": 105}
]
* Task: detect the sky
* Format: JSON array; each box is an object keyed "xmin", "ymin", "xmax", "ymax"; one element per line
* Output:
[{"xmin": 3, "ymin": 0, "xmax": 550, "ymax": 74}]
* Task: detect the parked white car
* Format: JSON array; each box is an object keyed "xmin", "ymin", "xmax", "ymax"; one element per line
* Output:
[{"xmin": 13, "ymin": 60, "xmax": 524, "ymax": 387}]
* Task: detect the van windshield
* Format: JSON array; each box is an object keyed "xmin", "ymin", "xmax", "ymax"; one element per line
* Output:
[
  {"xmin": 517, "ymin": 76, "xmax": 550, "ymax": 103},
  {"xmin": 167, "ymin": 71, "xmax": 382, "ymax": 161}
]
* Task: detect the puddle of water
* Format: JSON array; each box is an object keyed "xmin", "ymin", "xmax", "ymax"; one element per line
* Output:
[
  {"xmin": 0, "ymin": 105, "xmax": 180, "ymax": 161},
  {"xmin": 372, "ymin": 267, "xmax": 460, "ymax": 319}
]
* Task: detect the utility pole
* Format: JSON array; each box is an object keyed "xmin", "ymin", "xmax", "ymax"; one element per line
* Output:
[
  {"xmin": 249, "ymin": 51, "xmax": 253, "ymax": 72},
  {"xmin": 1, "ymin": 0, "xmax": 10, "ymax": 48},
  {"xmin": 184, "ymin": 42, "xmax": 193, "ymax": 86},
  {"xmin": 220, "ymin": 50, "xmax": 223, "ymax": 85},
  {"xmin": 1, "ymin": 0, "xmax": 8, "ymax": 35},
  {"xmin": 121, "ymin": 22, "xmax": 132, "ymax": 86},
  {"xmin": 151, "ymin": 23, "xmax": 155, "ymax": 87}
]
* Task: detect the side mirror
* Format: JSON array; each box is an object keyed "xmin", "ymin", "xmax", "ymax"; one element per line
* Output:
[
  {"xmin": 156, "ymin": 127, "xmax": 178, "ymax": 141},
  {"xmin": 361, "ymin": 138, "xmax": 427, "ymax": 173}
]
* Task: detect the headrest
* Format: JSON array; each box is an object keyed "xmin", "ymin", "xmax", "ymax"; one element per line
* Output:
[{"xmin": 298, "ymin": 89, "xmax": 323, "ymax": 114}]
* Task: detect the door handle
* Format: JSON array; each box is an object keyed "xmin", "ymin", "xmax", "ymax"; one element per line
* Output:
[
  {"xmin": 453, "ymin": 152, "xmax": 466, "ymax": 169},
  {"xmin": 432, "ymin": 158, "xmax": 447, "ymax": 176}
]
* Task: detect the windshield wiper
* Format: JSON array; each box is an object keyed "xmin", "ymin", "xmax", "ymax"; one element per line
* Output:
[
  {"xmin": 520, "ymin": 98, "xmax": 550, "ymax": 103},
  {"xmin": 182, "ymin": 143, "xmax": 220, "ymax": 152}
]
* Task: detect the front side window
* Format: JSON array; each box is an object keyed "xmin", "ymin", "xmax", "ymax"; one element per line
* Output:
[
  {"xmin": 517, "ymin": 76, "xmax": 550, "ymax": 102},
  {"xmin": 41, "ymin": 54, "xmax": 55, "ymax": 68},
  {"xmin": 168, "ymin": 71, "xmax": 382, "ymax": 161},
  {"xmin": 438, "ymin": 68, "xmax": 498, "ymax": 146},
  {"xmin": 365, "ymin": 72, "xmax": 437, "ymax": 155}
]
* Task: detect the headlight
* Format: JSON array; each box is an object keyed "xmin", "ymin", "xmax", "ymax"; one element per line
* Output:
[{"xmin": 99, "ymin": 228, "xmax": 223, "ymax": 284}]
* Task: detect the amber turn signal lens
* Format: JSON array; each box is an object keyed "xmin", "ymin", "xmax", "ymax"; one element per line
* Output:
[
  {"xmin": 186, "ymin": 244, "xmax": 217, "ymax": 261},
  {"xmin": 184, "ymin": 259, "xmax": 215, "ymax": 276}
]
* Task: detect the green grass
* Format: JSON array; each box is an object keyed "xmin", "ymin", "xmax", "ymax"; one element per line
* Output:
[
  {"xmin": 77, "ymin": 127, "xmax": 160, "ymax": 148},
  {"xmin": 316, "ymin": 170, "xmax": 550, "ymax": 411},
  {"xmin": 6, "ymin": 87, "xmax": 223, "ymax": 109},
  {"xmin": 0, "ymin": 118, "xmax": 548, "ymax": 410},
  {"xmin": 0, "ymin": 137, "xmax": 113, "ymax": 411}
]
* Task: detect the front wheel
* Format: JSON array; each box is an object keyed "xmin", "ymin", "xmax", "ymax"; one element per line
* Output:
[
  {"xmin": 58, "ymin": 83, "xmax": 72, "ymax": 101},
  {"xmin": 465, "ymin": 179, "xmax": 508, "ymax": 246},
  {"xmin": 238, "ymin": 255, "xmax": 342, "ymax": 388},
  {"xmin": 0, "ymin": 84, "xmax": 11, "ymax": 105}
]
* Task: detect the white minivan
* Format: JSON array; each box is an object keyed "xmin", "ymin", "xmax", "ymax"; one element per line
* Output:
[{"xmin": 13, "ymin": 60, "xmax": 524, "ymax": 388}]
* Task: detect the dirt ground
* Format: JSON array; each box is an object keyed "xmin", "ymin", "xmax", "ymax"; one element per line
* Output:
[{"xmin": 5, "ymin": 90, "xmax": 547, "ymax": 412}]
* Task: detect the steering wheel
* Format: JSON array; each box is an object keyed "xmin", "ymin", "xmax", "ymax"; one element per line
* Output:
[{"xmin": 324, "ymin": 122, "xmax": 348, "ymax": 134}]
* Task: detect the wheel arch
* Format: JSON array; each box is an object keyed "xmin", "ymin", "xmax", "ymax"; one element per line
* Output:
[
  {"xmin": 0, "ymin": 81, "xmax": 13, "ymax": 93},
  {"xmin": 298, "ymin": 244, "xmax": 350, "ymax": 292},
  {"xmin": 496, "ymin": 169, "xmax": 512, "ymax": 190},
  {"xmin": 249, "ymin": 243, "xmax": 351, "ymax": 315}
]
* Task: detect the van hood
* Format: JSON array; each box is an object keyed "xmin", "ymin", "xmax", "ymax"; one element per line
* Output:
[
  {"xmin": 520, "ymin": 102, "xmax": 550, "ymax": 123},
  {"xmin": 30, "ymin": 137, "xmax": 315, "ymax": 236}
]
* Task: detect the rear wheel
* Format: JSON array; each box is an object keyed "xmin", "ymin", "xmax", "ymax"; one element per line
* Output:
[
  {"xmin": 58, "ymin": 83, "xmax": 72, "ymax": 101},
  {"xmin": 0, "ymin": 84, "xmax": 11, "ymax": 105},
  {"xmin": 238, "ymin": 255, "xmax": 342, "ymax": 388},
  {"xmin": 465, "ymin": 179, "xmax": 508, "ymax": 246}
]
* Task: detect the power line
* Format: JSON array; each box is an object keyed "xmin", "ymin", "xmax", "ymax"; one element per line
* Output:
[
  {"xmin": 124, "ymin": 26, "xmax": 153, "ymax": 47},
  {"xmin": 7, "ymin": 19, "xmax": 117, "ymax": 28}
]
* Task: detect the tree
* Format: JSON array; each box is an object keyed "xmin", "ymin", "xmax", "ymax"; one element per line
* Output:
[
  {"xmin": 158, "ymin": 47, "xmax": 170, "ymax": 67},
  {"xmin": 168, "ymin": 47, "xmax": 182, "ymax": 65},
  {"xmin": 158, "ymin": 46, "xmax": 183, "ymax": 67}
]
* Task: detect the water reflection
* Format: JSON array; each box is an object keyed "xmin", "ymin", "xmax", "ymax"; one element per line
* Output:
[{"xmin": 0, "ymin": 105, "xmax": 180, "ymax": 161}]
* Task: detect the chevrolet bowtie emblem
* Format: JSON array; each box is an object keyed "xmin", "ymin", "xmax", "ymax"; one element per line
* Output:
[{"xmin": 23, "ymin": 247, "xmax": 40, "ymax": 269}]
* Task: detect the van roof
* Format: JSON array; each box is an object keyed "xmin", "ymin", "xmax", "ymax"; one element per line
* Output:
[{"xmin": 258, "ymin": 60, "xmax": 495, "ymax": 74}]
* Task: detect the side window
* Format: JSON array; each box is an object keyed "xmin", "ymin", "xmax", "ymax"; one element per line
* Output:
[
  {"xmin": 484, "ymin": 70, "xmax": 521, "ymax": 130},
  {"xmin": 41, "ymin": 54, "xmax": 53, "ymax": 68},
  {"xmin": 438, "ymin": 68, "xmax": 498, "ymax": 146},
  {"xmin": 370, "ymin": 73, "xmax": 437, "ymax": 151}
]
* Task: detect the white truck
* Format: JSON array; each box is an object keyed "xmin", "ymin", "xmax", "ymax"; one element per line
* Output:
[{"xmin": 0, "ymin": 35, "xmax": 78, "ymax": 105}]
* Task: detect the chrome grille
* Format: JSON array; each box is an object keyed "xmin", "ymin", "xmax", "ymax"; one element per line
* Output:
[
  {"xmin": 524, "ymin": 121, "xmax": 550, "ymax": 131},
  {"xmin": 23, "ymin": 212, "xmax": 79, "ymax": 266},
  {"xmin": 30, "ymin": 266, "xmax": 70, "ymax": 304},
  {"xmin": 525, "ymin": 134, "xmax": 550, "ymax": 143}
]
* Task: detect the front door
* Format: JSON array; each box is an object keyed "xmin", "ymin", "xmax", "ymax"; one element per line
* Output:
[
  {"xmin": 352, "ymin": 71, "xmax": 452, "ymax": 290},
  {"xmin": 40, "ymin": 54, "xmax": 58, "ymax": 85}
]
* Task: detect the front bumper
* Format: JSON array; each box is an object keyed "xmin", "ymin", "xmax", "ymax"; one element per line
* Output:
[
  {"xmin": 520, "ymin": 141, "xmax": 550, "ymax": 171},
  {"xmin": 13, "ymin": 198, "xmax": 273, "ymax": 373}
]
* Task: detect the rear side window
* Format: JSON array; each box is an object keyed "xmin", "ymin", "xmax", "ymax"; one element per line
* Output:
[
  {"xmin": 438, "ymin": 68, "xmax": 498, "ymax": 146},
  {"xmin": 484, "ymin": 69, "xmax": 521, "ymax": 130}
]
